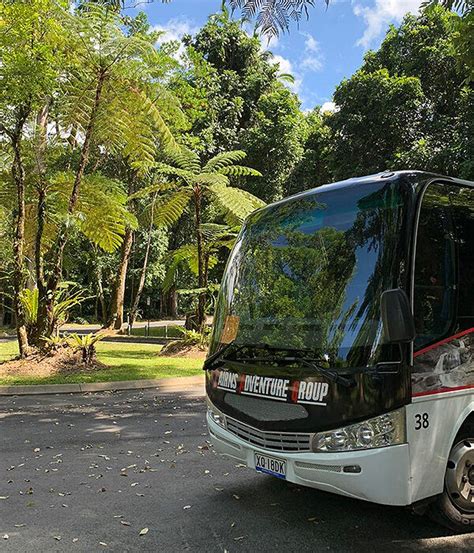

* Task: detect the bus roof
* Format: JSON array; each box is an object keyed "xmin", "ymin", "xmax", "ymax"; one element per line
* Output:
[{"xmin": 260, "ymin": 170, "xmax": 474, "ymax": 215}]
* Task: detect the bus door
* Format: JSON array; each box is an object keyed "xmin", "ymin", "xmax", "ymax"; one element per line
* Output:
[{"xmin": 408, "ymin": 181, "xmax": 474, "ymax": 503}]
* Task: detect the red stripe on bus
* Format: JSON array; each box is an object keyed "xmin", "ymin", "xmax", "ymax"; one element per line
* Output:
[
  {"xmin": 238, "ymin": 374, "xmax": 246, "ymax": 393},
  {"xmin": 413, "ymin": 327, "xmax": 474, "ymax": 358},
  {"xmin": 291, "ymin": 381, "xmax": 300, "ymax": 403},
  {"xmin": 413, "ymin": 384, "xmax": 474, "ymax": 398}
]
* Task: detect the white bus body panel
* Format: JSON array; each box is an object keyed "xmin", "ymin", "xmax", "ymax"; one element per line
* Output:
[
  {"xmin": 407, "ymin": 389, "xmax": 474, "ymax": 503},
  {"xmin": 209, "ymin": 392, "xmax": 474, "ymax": 507},
  {"xmin": 208, "ymin": 412, "xmax": 412, "ymax": 506}
]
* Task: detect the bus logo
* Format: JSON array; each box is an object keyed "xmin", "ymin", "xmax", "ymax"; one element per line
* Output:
[{"xmin": 215, "ymin": 370, "xmax": 329, "ymax": 406}]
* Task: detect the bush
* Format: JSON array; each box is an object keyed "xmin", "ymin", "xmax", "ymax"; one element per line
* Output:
[{"xmin": 66, "ymin": 333, "xmax": 104, "ymax": 365}]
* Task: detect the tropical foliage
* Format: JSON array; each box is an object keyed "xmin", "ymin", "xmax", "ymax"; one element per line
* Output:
[
  {"xmin": 0, "ymin": 1, "xmax": 472, "ymax": 360},
  {"xmin": 133, "ymin": 147, "xmax": 264, "ymax": 325}
]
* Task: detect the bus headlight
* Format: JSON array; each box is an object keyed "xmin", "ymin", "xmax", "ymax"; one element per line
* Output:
[
  {"xmin": 207, "ymin": 401, "xmax": 226, "ymax": 429},
  {"xmin": 312, "ymin": 408, "xmax": 406, "ymax": 452}
]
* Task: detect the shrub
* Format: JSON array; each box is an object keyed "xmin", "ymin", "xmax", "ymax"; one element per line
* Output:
[{"xmin": 66, "ymin": 333, "xmax": 104, "ymax": 365}]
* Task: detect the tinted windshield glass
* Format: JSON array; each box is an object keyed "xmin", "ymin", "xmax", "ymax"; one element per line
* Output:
[{"xmin": 211, "ymin": 180, "xmax": 407, "ymax": 368}]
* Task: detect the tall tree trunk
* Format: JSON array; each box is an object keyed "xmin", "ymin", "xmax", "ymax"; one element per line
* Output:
[
  {"xmin": 129, "ymin": 197, "xmax": 156, "ymax": 327},
  {"xmin": 95, "ymin": 263, "xmax": 107, "ymax": 325},
  {"xmin": 194, "ymin": 189, "xmax": 206, "ymax": 328},
  {"xmin": 33, "ymin": 102, "xmax": 51, "ymax": 345},
  {"xmin": 45, "ymin": 69, "xmax": 106, "ymax": 334},
  {"xmin": 8, "ymin": 106, "xmax": 31, "ymax": 357},
  {"xmin": 107, "ymin": 226, "xmax": 134, "ymax": 330},
  {"xmin": 160, "ymin": 287, "xmax": 177, "ymax": 319},
  {"xmin": 0, "ymin": 288, "xmax": 6, "ymax": 327}
]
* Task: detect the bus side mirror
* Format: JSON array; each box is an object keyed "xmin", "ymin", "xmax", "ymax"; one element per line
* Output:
[{"xmin": 381, "ymin": 288, "xmax": 416, "ymax": 343}]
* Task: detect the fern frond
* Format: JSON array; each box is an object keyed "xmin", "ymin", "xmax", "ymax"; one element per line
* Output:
[
  {"xmin": 208, "ymin": 183, "xmax": 266, "ymax": 222},
  {"xmin": 192, "ymin": 172, "xmax": 229, "ymax": 187},
  {"xmin": 228, "ymin": 1, "xmax": 321, "ymax": 38},
  {"xmin": 167, "ymin": 147, "xmax": 201, "ymax": 172},
  {"xmin": 199, "ymin": 223, "xmax": 238, "ymax": 241},
  {"xmin": 128, "ymin": 180, "xmax": 179, "ymax": 201},
  {"xmin": 19, "ymin": 288, "xmax": 39, "ymax": 325},
  {"xmin": 136, "ymin": 90, "xmax": 179, "ymax": 154},
  {"xmin": 203, "ymin": 150, "xmax": 247, "ymax": 172},
  {"xmin": 218, "ymin": 165, "xmax": 262, "ymax": 177},
  {"xmin": 153, "ymin": 189, "xmax": 192, "ymax": 228},
  {"xmin": 162, "ymin": 244, "xmax": 197, "ymax": 291},
  {"xmin": 49, "ymin": 172, "xmax": 136, "ymax": 252},
  {"xmin": 153, "ymin": 162, "xmax": 194, "ymax": 181}
]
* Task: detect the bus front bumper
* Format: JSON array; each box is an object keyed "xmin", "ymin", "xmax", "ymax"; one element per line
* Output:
[{"xmin": 207, "ymin": 413, "xmax": 412, "ymax": 506}]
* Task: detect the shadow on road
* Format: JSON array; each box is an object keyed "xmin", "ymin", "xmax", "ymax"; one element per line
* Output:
[{"xmin": 0, "ymin": 389, "xmax": 472, "ymax": 552}]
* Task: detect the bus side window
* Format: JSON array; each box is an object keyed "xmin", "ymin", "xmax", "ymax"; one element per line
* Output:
[
  {"xmin": 450, "ymin": 186, "xmax": 474, "ymax": 332},
  {"xmin": 414, "ymin": 184, "xmax": 456, "ymax": 350}
]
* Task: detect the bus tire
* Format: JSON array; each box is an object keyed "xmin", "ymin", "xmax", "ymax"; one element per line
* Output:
[{"xmin": 428, "ymin": 420, "xmax": 474, "ymax": 532}]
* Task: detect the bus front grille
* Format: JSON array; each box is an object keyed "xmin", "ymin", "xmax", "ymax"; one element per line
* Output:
[{"xmin": 225, "ymin": 418, "xmax": 312, "ymax": 452}]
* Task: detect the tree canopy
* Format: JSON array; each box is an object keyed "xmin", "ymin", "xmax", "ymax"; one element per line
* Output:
[{"xmin": 0, "ymin": 1, "xmax": 472, "ymax": 353}]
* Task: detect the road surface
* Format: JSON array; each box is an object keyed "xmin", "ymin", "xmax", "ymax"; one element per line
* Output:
[{"xmin": 0, "ymin": 386, "xmax": 472, "ymax": 552}]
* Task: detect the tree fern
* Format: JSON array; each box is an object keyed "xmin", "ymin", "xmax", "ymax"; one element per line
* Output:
[
  {"xmin": 48, "ymin": 172, "xmax": 138, "ymax": 253},
  {"xmin": 203, "ymin": 150, "xmax": 247, "ymax": 172},
  {"xmin": 209, "ymin": 183, "xmax": 265, "ymax": 221},
  {"xmin": 152, "ymin": 189, "xmax": 192, "ymax": 228},
  {"xmin": 219, "ymin": 165, "xmax": 262, "ymax": 177},
  {"xmin": 108, "ymin": 143, "xmax": 263, "ymax": 325},
  {"xmin": 58, "ymin": 2, "xmax": 181, "ymax": 177}
]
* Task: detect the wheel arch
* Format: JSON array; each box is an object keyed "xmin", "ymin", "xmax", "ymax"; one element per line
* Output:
[{"xmin": 450, "ymin": 402, "xmax": 474, "ymax": 449}]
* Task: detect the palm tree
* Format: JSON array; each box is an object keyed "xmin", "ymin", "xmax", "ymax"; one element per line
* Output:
[
  {"xmin": 133, "ymin": 148, "xmax": 264, "ymax": 326},
  {"xmin": 100, "ymin": 0, "xmax": 329, "ymax": 37},
  {"xmin": 228, "ymin": 1, "xmax": 329, "ymax": 37}
]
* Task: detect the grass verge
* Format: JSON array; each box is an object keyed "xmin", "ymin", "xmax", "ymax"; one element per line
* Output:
[{"xmin": 0, "ymin": 341, "xmax": 203, "ymax": 386}]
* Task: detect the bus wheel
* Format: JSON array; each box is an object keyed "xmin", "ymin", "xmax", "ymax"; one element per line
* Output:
[{"xmin": 429, "ymin": 423, "xmax": 474, "ymax": 532}]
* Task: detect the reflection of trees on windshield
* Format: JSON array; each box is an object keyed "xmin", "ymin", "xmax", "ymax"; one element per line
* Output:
[
  {"xmin": 343, "ymin": 186, "xmax": 405, "ymax": 366},
  {"xmin": 212, "ymin": 181, "xmax": 406, "ymax": 368}
]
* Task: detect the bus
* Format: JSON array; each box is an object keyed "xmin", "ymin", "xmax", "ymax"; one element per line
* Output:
[{"xmin": 204, "ymin": 170, "xmax": 474, "ymax": 532}]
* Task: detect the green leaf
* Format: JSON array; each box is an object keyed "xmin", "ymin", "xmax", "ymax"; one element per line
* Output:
[
  {"xmin": 162, "ymin": 244, "xmax": 197, "ymax": 291},
  {"xmin": 153, "ymin": 189, "xmax": 192, "ymax": 228},
  {"xmin": 203, "ymin": 150, "xmax": 247, "ymax": 172},
  {"xmin": 191, "ymin": 172, "xmax": 229, "ymax": 186},
  {"xmin": 208, "ymin": 184, "xmax": 266, "ymax": 222},
  {"xmin": 219, "ymin": 165, "xmax": 262, "ymax": 177},
  {"xmin": 167, "ymin": 148, "xmax": 201, "ymax": 173}
]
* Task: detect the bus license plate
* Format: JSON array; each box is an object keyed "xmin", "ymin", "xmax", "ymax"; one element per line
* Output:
[{"xmin": 254, "ymin": 453, "xmax": 286, "ymax": 479}]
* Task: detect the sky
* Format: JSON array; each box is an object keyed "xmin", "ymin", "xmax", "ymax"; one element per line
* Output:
[{"xmin": 127, "ymin": 0, "xmax": 425, "ymax": 111}]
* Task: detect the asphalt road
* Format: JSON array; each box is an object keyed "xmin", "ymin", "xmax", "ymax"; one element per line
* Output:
[{"xmin": 0, "ymin": 387, "xmax": 472, "ymax": 553}]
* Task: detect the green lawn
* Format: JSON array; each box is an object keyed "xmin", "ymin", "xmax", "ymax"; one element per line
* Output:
[{"xmin": 0, "ymin": 341, "xmax": 203, "ymax": 386}]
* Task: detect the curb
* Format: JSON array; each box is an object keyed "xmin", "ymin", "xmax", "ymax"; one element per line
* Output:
[{"xmin": 0, "ymin": 374, "xmax": 204, "ymax": 396}]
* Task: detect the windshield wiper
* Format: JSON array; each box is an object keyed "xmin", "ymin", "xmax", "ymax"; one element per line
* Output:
[
  {"xmin": 297, "ymin": 358, "xmax": 356, "ymax": 389},
  {"xmin": 205, "ymin": 343, "xmax": 356, "ymax": 388},
  {"xmin": 243, "ymin": 353, "xmax": 355, "ymax": 388},
  {"xmin": 203, "ymin": 340, "xmax": 238, "ymax": 371},
  {"xmin": 203, "ymin": 341, "xmax": 285, "ymax": 371}
]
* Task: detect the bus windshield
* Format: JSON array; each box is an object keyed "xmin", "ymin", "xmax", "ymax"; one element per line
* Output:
[{"xmin": 211, "ymin": 179, "xmax": 408, "ymax": 369}]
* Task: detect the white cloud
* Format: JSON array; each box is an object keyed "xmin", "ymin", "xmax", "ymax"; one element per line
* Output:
[
  {"xmin": 300, "ymin": 32, "xmax": 324, "ymax": 72},
  {"xmin": 320, "ymin": 101, "xmax": 337, "ymax": 114},
  {"xmin": 272, "ymin": 54, "xmax": 293, "ymax": 75},
  {"xmin": 272, "ymin": 54, "xmax": 302, "ymax": 94},
  {"xmin": 154, "ymin": 18, "xmax": 198, "ymax": 44},
  {"xmin": 153, "ymin": 18, "xmax": 199, "ymax": 59},
  {"xmin": 353, "ymin": 0, "xmax": 423, "ymax": 48}
]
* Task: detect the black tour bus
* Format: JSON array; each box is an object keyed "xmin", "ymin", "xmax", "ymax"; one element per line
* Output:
[{"xmin": 205, "ymin": 170, "xmax": 474, "ymax": 531}]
